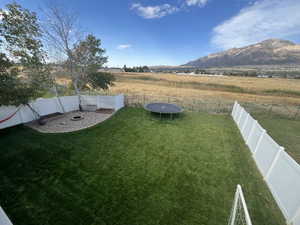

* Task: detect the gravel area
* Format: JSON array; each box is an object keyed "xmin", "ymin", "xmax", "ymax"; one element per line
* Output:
[{"xmin": 26, "ymin": 111, "xmax": 113, "ymax": 133}]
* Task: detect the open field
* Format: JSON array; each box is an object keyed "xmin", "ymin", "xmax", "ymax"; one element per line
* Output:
[
  {"xmin": 106, "ymin": 72, "xmax": 300, "ymax": 105},
  {"xmin": 0, "ymin": 108, "xmax": 285, "ymax": 225}
]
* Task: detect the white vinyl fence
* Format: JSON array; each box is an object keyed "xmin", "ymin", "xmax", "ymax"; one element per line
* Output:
[
  {"xmin": 0, "ymin": 94, "xmax": 124, "ymax": 130},
  {"xmin": 232, "ymin": 102, "xmax": 300, "ymax": 225}
]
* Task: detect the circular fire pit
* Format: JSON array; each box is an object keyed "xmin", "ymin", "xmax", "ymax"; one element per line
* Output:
[{"xmin": 71, "ymin": 115, "xmax": 84, "ymax": 121}]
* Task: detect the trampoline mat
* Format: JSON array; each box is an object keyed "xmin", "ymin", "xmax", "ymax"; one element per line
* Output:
[{"xmin": 144, "ymin": 103, "xmax": 183, "ymax": 114}]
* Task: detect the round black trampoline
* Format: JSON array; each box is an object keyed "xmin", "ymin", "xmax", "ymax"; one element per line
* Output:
[{"xmin": 144, "ymin": 103, "xmax": 183, "ymax": 118}]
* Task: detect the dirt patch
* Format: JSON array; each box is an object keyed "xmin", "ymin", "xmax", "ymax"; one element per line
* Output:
[{"xmin": 96, "ymin": 108, "xmax": 115, "ymax": 114}]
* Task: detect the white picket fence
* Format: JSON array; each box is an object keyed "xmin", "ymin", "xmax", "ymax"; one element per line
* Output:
[
  {"xmin": 0, "ymin": 94, "xmax": 124, "ymax": 130},
  {"xmin": 232, "ymin": 102, "xmax": 300, "ymax": 225}
]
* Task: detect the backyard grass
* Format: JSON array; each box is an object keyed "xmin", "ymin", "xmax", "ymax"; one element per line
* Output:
[{"xmin": 0, "ymin": 108, "xmax": 285, "ymax": 225}]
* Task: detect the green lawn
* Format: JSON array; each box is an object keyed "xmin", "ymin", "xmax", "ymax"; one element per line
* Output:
[
  {"xmin": 253, "ymin": 113, "xmax": 300, "ymax": 164},
  {"xmin": 0, "ymin": 108, "xmax": 285, "ymax": 225}
]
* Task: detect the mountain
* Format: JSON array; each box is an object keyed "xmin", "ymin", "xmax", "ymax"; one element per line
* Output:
[{"xmin": 183, "ymin": 39, "xmax": 300, "ymax": 67}]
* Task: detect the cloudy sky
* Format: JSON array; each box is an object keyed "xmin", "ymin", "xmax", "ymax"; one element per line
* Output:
[{"xmin": 0, "ymin": 0, "xmax": 299, "ymax": 66}]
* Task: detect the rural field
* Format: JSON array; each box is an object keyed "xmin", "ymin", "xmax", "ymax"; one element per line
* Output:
[{"xmin": 106, "ymin": 72, "xmax": 300, "ymax": 105}]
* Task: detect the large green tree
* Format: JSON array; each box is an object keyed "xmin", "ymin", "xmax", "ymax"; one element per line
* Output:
[
  {"xmin": 71, "ymin": 34, "xmax": 114, "ymax": 92},
  {"xmin": 0, "ymin": 3, "xmax": 53, "ymax": 107}
]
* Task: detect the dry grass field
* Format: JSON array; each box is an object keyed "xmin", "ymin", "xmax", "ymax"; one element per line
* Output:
[{"xmin": 107, "ymin": 72, "xmax": 300, "ymax": 105}]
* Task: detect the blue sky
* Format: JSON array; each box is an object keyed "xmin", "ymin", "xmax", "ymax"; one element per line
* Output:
[{"xmin": 1, "ymin": 0, "xmax": 300, "ymax": 67}]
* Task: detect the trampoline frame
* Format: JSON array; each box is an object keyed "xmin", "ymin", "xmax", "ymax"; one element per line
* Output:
[{"xmin": 144, "ymin": 102, "xmax": 184, "ymax": 119}]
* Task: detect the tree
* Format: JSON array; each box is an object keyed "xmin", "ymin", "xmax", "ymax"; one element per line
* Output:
[
  {"xmin": 142, "ymin": 66, "xmax": 150, "ymax": 72},
  {"xmin": 71, "ymin": 34, "xmax": 114, "ymax": 92},
  {"xmin": 88, "ymin": 72, "xmax": 115, "ymax": 90},
  {"xmin": 42, "ymin": 4, "xmax": 81, "ymax": 93},
  {"xmin": 0, "ymin": 3, "xmax": 53, "ymax": 107},
  {"xmin": 42, "ymin": 5, "xmax": 114, "ymax": 107}
]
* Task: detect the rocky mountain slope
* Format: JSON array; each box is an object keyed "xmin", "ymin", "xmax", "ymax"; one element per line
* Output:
[{"xmin": 184, "ymin": 39, "xmax": 300, "ymax": 67}]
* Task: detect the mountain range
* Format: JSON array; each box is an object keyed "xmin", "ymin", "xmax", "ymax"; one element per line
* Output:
[{"xmin": 183, "ymin": 39, "xmax": 300, "ymax": 67}]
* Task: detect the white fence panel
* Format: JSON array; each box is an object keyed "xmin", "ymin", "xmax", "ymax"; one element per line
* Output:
[
  {"xmin": 0, "ymin": 106, "xmax": 22, "ymax": 129},
  {"xmin": 33, "ymin": 98, "xmax": 61, "ymax": 116},
  {"xmin": 97, "ymin": 96, "xmax": 115, "ymax": 109},
  {"xmin": 266, "ymin": 152, "xmax": 300, "ymax": 222},
  {"xmin": 18, "ymin": 105, "xmax": 36, "ymax": 123},
  {"xmin": 247, "ymin": 122, "xmax": 265, "ymax": 153},
  {"xmin": 239, "ymin": 111, "xmax": 248, "ymax": 131},
  {"xmin": 233, "ymin": 104, "xmax": 242, "ymax": 122},
  {"xmin": 293, "ymin": 209, "xmax": 300, "ymax": 225},
  {"xmin": 237, "ymin": 107, "xmax": 246, "ymax": 126},
  {"xmin": 115, "ymin": 94, "xmax": 125, "ymax": 111},
  {"xmin": 0, "ymin": 207, "xmax": 13, "ymax": 225},
  {"xmin": 254, "ymin": 134, "xmax": 281, "ymax": 176},
  {"xmin": 241, "ymin": 114, "xmax": 254, "ymax": 140},
  {"xmin": 60, "ymin": 96, "xmax": 79, "ymax": 112},
  {"xmin": 81, "ymin": 95, "xmax": 97, "ymax": 106}
]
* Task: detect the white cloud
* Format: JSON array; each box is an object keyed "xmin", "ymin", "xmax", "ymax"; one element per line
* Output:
[
  {"xmin": 185, "ymin": 0, "xmax": 209, "ymax": 7},
  {"xmin": 117, "ymin": 44, "xmax": 132, "ymax": 50},
  {"xmin": 212, "ymin": 0, "xmax": 300, "ymax": 49},
  {"xmin": 131, "ymin": 3, "xmax": 178, "ymax": 19}
]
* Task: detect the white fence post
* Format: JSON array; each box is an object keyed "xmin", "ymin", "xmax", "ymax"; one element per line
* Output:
[
  {"xmin": 253, "ymin": 129, "xmax": 266, "ymax": 156},
  {"xmin": 265, "ymin": 147, "xmax": 284, "ymax": 180},
  {"xmin": 232, "ymin": 101, "xmax": 237, "ymax": 117}
]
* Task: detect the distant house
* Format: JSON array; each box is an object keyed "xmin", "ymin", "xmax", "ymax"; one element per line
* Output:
[{"xmin": 98, "ymin": 67, "xmax": 124, "ymax": 73}]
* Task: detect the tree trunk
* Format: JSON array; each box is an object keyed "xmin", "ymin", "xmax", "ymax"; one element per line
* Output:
[
  {"xmin": 68, "ymin": 53, "xmax": 82, "ymax": 111},
  {"xmin": 54, "ymin": 84, "xmax": 65, "ymax": 113},
  {"xmin": 26, "ymin": 103, "xmax": 40, "ymax": 119},
  {"xmin": 72, "ymin": 78, "xmax": 82, "ymax": 111}
]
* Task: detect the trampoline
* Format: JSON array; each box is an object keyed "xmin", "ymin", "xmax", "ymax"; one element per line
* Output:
[{"xmin": 144, "ymin": 103, "xmax": 183, "ymax": 119}]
